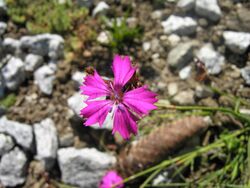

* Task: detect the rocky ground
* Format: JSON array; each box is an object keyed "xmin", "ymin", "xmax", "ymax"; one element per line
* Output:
[{"xmin": 0, "ymin": 0, "xmax": 250, "ymax": 187}]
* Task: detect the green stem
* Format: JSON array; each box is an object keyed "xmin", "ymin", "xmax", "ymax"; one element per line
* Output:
[{"xmin": 156, "ymin": 103, "xmax": 250, "ymax": 124}]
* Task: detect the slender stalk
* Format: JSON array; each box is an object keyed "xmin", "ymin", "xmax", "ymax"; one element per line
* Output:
[{"xmin": 156, "ymin": 103, "xmax": 250, "ymax": 124}]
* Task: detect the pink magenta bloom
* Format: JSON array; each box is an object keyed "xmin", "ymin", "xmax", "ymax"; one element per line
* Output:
[
  {"xmin": 80, "ymin": 55, "xmax": 158, "ymax": 139},
  {"xmin": 99, "ymin": 171, "xmax": 124, "ymax": 188}
]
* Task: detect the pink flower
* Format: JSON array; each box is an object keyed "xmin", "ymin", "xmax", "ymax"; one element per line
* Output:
[
  {"xmin": 80, "ymin": 55, "xmax": 157, "ymax": 139},
  {"xmin": 99, "ymin": 171, "xmax": 124, "ymax": 188}
]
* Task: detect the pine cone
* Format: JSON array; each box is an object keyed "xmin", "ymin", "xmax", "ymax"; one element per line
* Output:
[{"xmin": 116, "ymin": 116, "xmax": 208, "ymax": 177}]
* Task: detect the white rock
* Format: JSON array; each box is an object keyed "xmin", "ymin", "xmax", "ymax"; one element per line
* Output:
[
  {"xmin": 34, "ymin": 65, "xmax": 55, "ymax": 95},
  {"xmin": 24, "ymin": 54, "xmax": 43, "ymax": 72},
  {"xmin": 223, "ymin": 31, "xmax": 250, "ymax": 54},
  {"xmin": 67, "ymin": 92, "xmax": 87, "ymax": 117},
  {"xmin": 161, "ymin": 15, "xmax": 197, "ymax": 35},
  {"xmin": 172, "ymin": 90, "xmax": 195, "ymax": 105},
  {"xmin": 177, "ymin": 0, "xmax": 195, "ymax": 11},
  {"xmin": 167, "ymin": 41, "xmax": 197, "ymax": 70},
  {"xmin": 0, "ymin": 116, "xmax": 33, "ymax": 151},
  {"xmin": 241, "ymin": 66, "xmax": 250, "ymax": 85},
  {"xmin": 152, "ymin": 53, "xmax": 160, "ymax": 59},
  {"xmin": 179, "ymin": 65, "xmax": 192, "ymax": 80},
  {"xmin": 195, "ymin": 0, "xmax": 222, "ymax": 21},
  {"xmin": 34, "ymin": 118, "xmax": 58, "ymax": 169},
  {"xmin": 0, "ymin": 22, "xmax": 7, "ymax": 36},
  {"xmin": 0, "ymin": 134, "xmax": 14, "ymax": 156},
  {"xmin": 58, "ymin": 147, "xmax": 116, "ymax": 188},
  {"xmin": 49, "ymin": 37, "xmax": 64, "ymax": 60},
  {"xmin": 168, "ymin": 34, "xmax": 181, "ymax": 46},
  {"xmin": 20, "ymin": 34, "xmax": 64, "ymax": 59},
  {"xmin": 196, "ymin": 43, "xmax": 225, "ymax": 75},
  {"xmin": 92, "ymin": 1, "xmax": 109, "ymax": 17},
  {"xmin": 3, "ymin": 38, "xmax": 21, "ymax": 55},
  {"xmin": 97, "ymin": 31, "xmax": 111, "ymax": 44},
  {"xmin": 168, "ymin": 83, "xmax": 178, "ymax": 96},
  {"xmin": 0, "ymin": 147, "xmax": 28, "ymax": 187},
  {"xmin": 1, "ymin": 56, "xmax": 25, "ymax": 90},
  {"xmin": 72, "ymin": 71, "xmax": 86, "ymax": 88},
  {"xmin": 143, "ymin": 42, "xmax": 151, "ymax": 52}
]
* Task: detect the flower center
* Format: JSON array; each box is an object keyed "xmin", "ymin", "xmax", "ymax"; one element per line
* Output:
[{"xmin": 109, "ymin": 82, "xmax": 123, "ymax": 104}]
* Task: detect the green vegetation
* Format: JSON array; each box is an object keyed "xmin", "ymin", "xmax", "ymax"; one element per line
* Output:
[
  {"xmin": 6, "ymin": 0, "xmax": 88, "ymax": 34},
  {"xmin": 105, "ymin": 17, "xmax": 142, "ymax": 53},
  {"xmin": 0, "ymin": 93, "xmax": 16, "ymax": 108},
  {"xmin": 121, "ymin": 87, "xmax": 250, "ymax": 187}
]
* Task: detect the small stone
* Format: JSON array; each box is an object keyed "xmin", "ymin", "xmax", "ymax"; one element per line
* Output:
[
  {"xmin": 3, "ymin": 38, "xmax": 21, "ymax": 56},
  {"xmin": 241, "ymin": 66, "xmax": 250, "ymax": 85},
  {"xmin": 152, "ymin": 53, "xmax": 160, "ymax": 60},
  {"xmin": 195, "ymin": 0, "xmax": 222, "ymax": 21},
  {"xmin": 0, "ymin": 134, "xmax": 14, "ymax": 156},
  {"xmin": 1, "ymin": 57, "xmax": 25, "ymax": 90},
  {"xmin": 34, "ymin": 118, "xmax": 58, "ymax": 169},
  {"xmin": 92, "ymin": 1, "xmax": 109, "ymax": 17},
  {"xmin": 151, "ymin": 10, "xmax": 163, "ymax": 19},
  {"xmin": 198, "ymin": 18, "xmax": 208, "ymax": 27},
  {"xmin": 179, "ymin": 65, "xmax": 192, "ymax": 80},
  {"xmin": 97, "ymin": 31, "xmax": 111, "ymax": 44},
  {"xmin": 72, "ymin": 71, "xmax": 86, "ymax": 88},
  {"xmin": 237, "ymin": 7, "xmax": 250, "ymax": 31},
  {"xmin": 167, "ymin": 83, "xmax": 178, "ymax": 96},
  {"xmin": 24, "ymin": 54, "xmax": 43, "ymax": 72},
  {"xmin": 168, "ymin": 34, "xmax": 181, "ymax": 46},
  {"xmin": 0, "ymin": 117, "xmax": 33, "ymax": 151},
  {"xmin": 195, "ymin": 85, "xmax": 213, "ymax": 98},
  {"xmin": 167, "ymin": 41, "xmax": 197, "ymax": 70},
  {"xmin": 0, "ymin": 147, "xmax": 28, "ymax": 187},
  {"xmin": 196, "ymin": 43, "xmax": 225, "ymax": 75},
  {"xmin": 59, "ymin": 132, "xmax": 74, "ymax": 148},
  {"xmin": 151, "ymin": 39, "xmax": 162, "ymax": 53},
  {"xmin": 161, "ymin": 15, "xmax": 197, "ymax": 36},
  {"xmin": 152, "ymin": 170, "xmax": 172, "ymax": 185},
  {"xmin": 223, "ymin": 31, "xmax": 250, "ymax": 54},
  {"xmin": 172, "ymin": 90, "xmax": 195, "ymax": 105},
  {"xmin": 58, "ymin": 147, "xmax": 116, "ymax": 188},
  {"xmin": 34, "ymin": 65, "xmax": 55, "ymax": 95},
  {"xmin": 177, "ymin": 0, "xmax": 195, "ymax": 11},
  {"xmin": 0, "ymin": 22, "xmax": 7, "ymax": 36},
  {"xmin": 142, "ymin": 42, "xmax": 151, "ymax": 52},
  {"xmin": 126, "ymin": 17, "xmax": 137, "ymax": 28}
]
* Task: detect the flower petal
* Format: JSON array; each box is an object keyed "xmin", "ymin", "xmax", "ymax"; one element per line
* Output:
[
  {"xmin": 99, "ymin": 171, "xmax": 124, "ymax": 188},
  {"xmin": 123, "ymin": 86, "xmax": 158, "ymax": 117},
  {"xmin": 80, "ymin": 100, "xmax": 113, "ymax": 127},
  {"xmin": 112, "ymin": 55, "xmax": 136, "ymax": 89},
  {"xmin": 112, "ymin": 104, "xmax": 138, "ymax": 139},
  {"xmin": 80, "ymin": 70, "xmax": 110, "ymax": 100}
]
